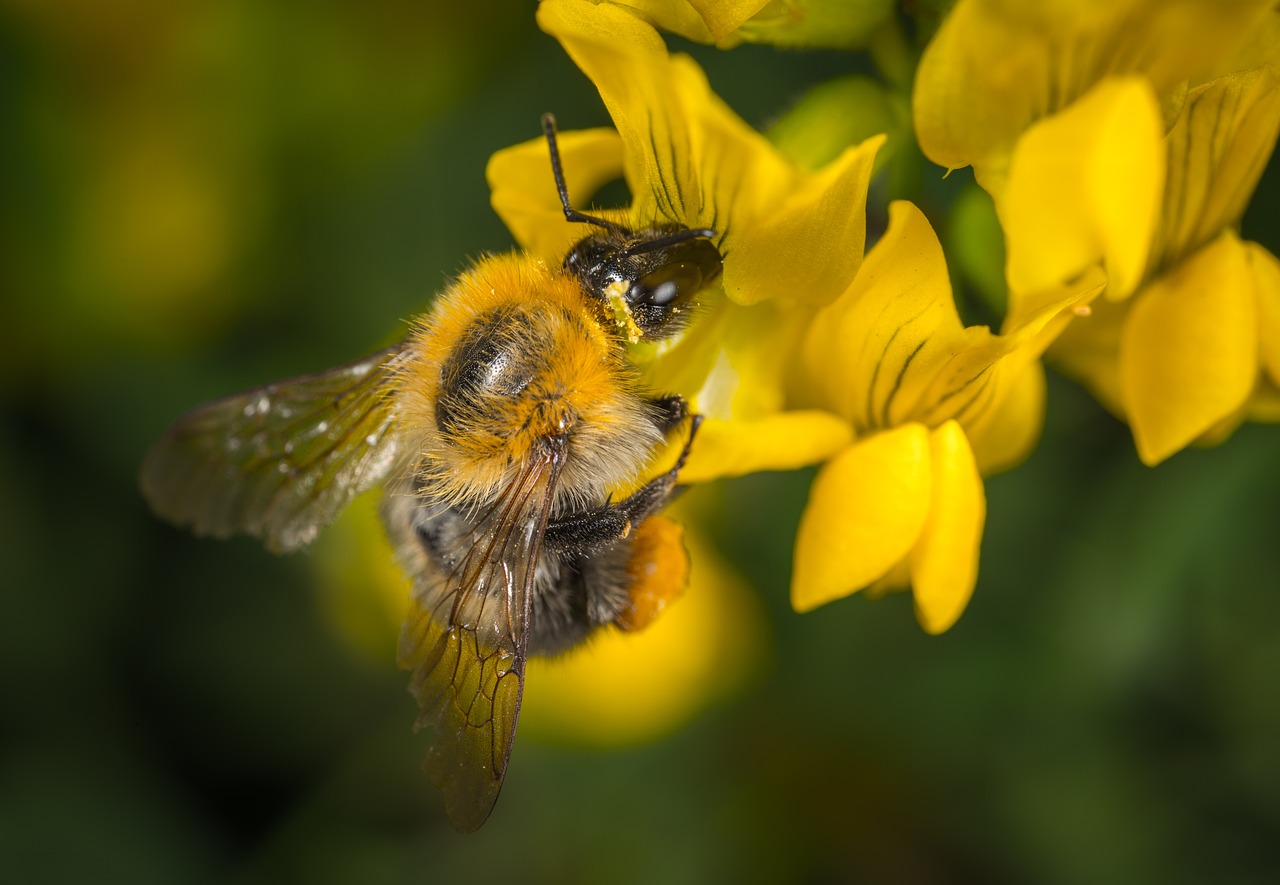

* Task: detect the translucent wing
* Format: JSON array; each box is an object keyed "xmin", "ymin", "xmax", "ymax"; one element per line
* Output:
[
  {"xmin": 140, "ymin": 344, "xmax": 412, "ymax": 553},
  {"xmin": 398, "ymin": 448, "xmax": 564, "ymax": 833}
]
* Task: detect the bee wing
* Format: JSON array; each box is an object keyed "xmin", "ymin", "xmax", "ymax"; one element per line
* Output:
[
  {"xmin": 398, "ymin": 449, "xmax": 564, "ymax": 833},
  {"xmin": 140, "ymin": 344, "xmax": 413, "ymax": 553}
]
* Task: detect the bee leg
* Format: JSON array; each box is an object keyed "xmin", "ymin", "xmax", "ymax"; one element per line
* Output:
[
  {"xmin": 645, "ymin": 394, "xmax": 688, "ymax": 436},
  {"xmin": 544, "ymin": 414, "xmax": 701, "ymax": 559}
]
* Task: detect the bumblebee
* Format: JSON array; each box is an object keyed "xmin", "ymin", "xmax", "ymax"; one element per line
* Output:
[{"xmin": 140, "ymin": 115, "xmax": 723, "ymax": 832}]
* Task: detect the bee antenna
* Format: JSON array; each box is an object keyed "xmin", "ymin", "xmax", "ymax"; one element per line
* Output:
[
  {"xmin": 620, "ymin": 227, "xmax": 718, "ymax": 257},
  {"xmin": 541, "ymin": 113, "xmax": 630, "ymax": 236}
]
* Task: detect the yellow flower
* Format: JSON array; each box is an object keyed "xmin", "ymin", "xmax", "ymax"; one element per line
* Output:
[
  {"xmin": 915, "ymin": 0, "xmax": 1280, "ymax": 464},
  {"xmin": 488, "ymin": 0, "xmax": 886, "ymax": 482},
  {"xmin": 1004, "ymin": 46, "xmax": 1280, "ymax": 464},
  {"xmin": 914, "ymin": 0, "xmax": 1274, "ymax": 191},
  {"xmin": 790, "ymin": 202, "xmax": 1102, "ymax": 633}
]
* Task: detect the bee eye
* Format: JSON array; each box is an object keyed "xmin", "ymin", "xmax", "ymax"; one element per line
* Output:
[
  {"xmin": 630, "ymin": 260, "xmax": 705, "ymax": 310},
  {"xmin": 648, "ymin": 280, "xmax": 679, "ymax": 307}
]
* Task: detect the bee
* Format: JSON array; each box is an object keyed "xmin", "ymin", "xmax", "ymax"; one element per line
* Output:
[{"xmin": 140, "ymin": 114, "xmax": 723, "ymax": 832}]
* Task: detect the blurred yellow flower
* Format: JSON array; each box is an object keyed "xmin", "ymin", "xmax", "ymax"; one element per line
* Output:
[{"xmin": 791, "ymin": 202, "xmax": 1102, "ymax": 633}]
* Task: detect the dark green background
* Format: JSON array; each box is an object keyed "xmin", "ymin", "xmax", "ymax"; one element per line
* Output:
[{"xmin": 3, "ymin": 3, "xmax": 1278, "ymax": 883}]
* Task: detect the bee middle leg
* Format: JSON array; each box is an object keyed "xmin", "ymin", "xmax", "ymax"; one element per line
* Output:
[{"xmin": 544, "ymin": 413, "xmax": 701, "ymax": 559}]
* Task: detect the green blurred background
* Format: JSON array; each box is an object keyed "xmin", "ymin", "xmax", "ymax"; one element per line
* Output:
[{"xmin": 3, "ymin": 2, "xmax": 1279, "ymax": 883}]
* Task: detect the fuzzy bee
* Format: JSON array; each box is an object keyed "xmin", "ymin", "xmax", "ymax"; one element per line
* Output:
[{"xmin": 141, "ymin": 115, "xmax": 723, "ymax": 831}]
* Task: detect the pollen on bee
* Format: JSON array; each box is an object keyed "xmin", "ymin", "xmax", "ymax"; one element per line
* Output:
[{"xmin": 616, "ymin": 516, "xmax": 689, "ymax": 632}]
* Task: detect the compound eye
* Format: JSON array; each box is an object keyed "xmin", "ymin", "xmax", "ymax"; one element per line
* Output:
[
  {"xmin": 648, "ymin": 279, "xmax": 680, "ymax": 307},
  {"xmin": 631, "ymin": 261, "xmax": 704, "ymax": 310}
]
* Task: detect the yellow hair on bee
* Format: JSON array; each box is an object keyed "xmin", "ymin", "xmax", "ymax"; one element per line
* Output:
[{"xmin": 394, "ymin": 253, "xmax": 663, "ymax": 511}]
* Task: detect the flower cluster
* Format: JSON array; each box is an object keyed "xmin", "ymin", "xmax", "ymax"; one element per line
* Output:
[
  {"xmin": 335, "ymin": 0, "xmax": 1277, "ymax": 740},
  {"xmin": 498, "ymin": 0, "xmax": 1124, "ymax": 637},
  {"xmin": 915, "ymin": 0, "xmax": 1280, "ymax": 465}
]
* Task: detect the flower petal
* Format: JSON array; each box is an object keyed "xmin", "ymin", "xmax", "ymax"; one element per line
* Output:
[
  {"xmin": 1002, "ymin": 77, "xmax": 1165, "ymax": 300},
  {"xmin": 802, "ymin": 201, "xmax": 1098, "ymax": 448},
  {"xmin": 725, "ymin": 133, "xmax": 881, "ymax": 306},
  {"xmin": 910, "ymin": 422, "xmax": 986, "ymax": 635},
  {"xmin": 1042, "ymin": 293, "xmax": 1132, "ymax": 419},
  {"xmin": 730, "ymin": 0, "xmax": 894, "ymax": 49},
  {"xmin": 1249, "ymin": 242, "xmax": 1280, "ymax": 389},
  {"xmin": 487, "ymin": 127, "xmax": 625, "ymax": 262},
  {"xmin": 1121, "ymin": 230, "xmax": 1259, "ymax": 464},
  {"xmin": 914, "ymin": 0, "xmax": 1273, "ymax": 185},
  {"xmin": 679, "ymin": 410, "xmax": 853, "ymax": 484},
  {"xmin": 963, "ymin": 359, "xmax": 1046, "ymax": 476},
  {"xmin": 800, "ymin": 201, "xmax": 963, "ymax": 431},
  {"xmin": 684, "ymin": 0, "xmax": 770, "ymax": 41},
  {"xmin": 1150, "ymin": 65, "xmax": 1280, "ymax": 274},
  {"xmin": 791, "ymin": 424, "xmax": 932, "ymax": 613}
]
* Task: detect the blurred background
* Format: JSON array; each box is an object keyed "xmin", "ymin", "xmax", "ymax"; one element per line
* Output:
[{"xmin": 2, "ymin": 2, "xmax": 1279, "ymax": 883}]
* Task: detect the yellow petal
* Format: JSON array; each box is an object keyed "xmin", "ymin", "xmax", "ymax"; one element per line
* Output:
[
  {"xmin": 914, "ymin": 0, "xmax": 1273, "ymax": 185},
  {"xmin": 1002, "ymin": 77, "xmax": 1165, "ymax": 300},
  {"xmin": 487, "ymin": 127, "xmax": 625, "ymax": 262},
  {"xmin": 803, "ymin": 201, "xmax": 1097, "ymax": 447},
  {"xmin": 1121, "ymin": 230, "xmax": 1259, "ymax": 465},
  {"xmin": 613, "ymin": 0, "xmax": 721, "ymax": 43},
  {"xmin": 679, "ymin": 410, "xmax": 853, "ymax": 484},
  {"xmin": 1151, "ymin": 66, "xmax": 1280, "ymax": 274},
  {"xmin": 964, "ymin": 359, "xmax": 1046, "ymax": 476},
  {"xmin": 910, "ymin": 422, "xmax": 986, "ymax": 635},
  {"xmin": 639, "ymin": 294, "xmax": 811, "ymax": 422},
  {"xmin": 1249, "ymin": 242, "xmax": 1280, "ymax": 389},
  {"xmin": 730, "ymin": 0, "xmax": 894, "ymax": 49},
  {"xmin": 791, "ymin": 425, "xmax": 932, "ymax": 612},
  {"xmin": 685, "ymin": 0, "xmax": 770, "ymax": 41},
  {"xmin": 1043, "ymin": 293, "xmax": 1132, "ymax": 420},
  {"xmin": 724, "ymin": 133, "xmax": 882, "ymax": 306},
  {"xmin": 801, "ymin": 201, "xmax": 963, "ymax": 430}
]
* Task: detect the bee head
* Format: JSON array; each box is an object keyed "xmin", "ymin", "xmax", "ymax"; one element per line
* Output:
[
  {"xmin": 540, "ymin": 113, "xmax": 724, "ymax": 342},
  {"xmin": 563, "ymin": 225, "xmax": 723, "ymax": 340}
]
